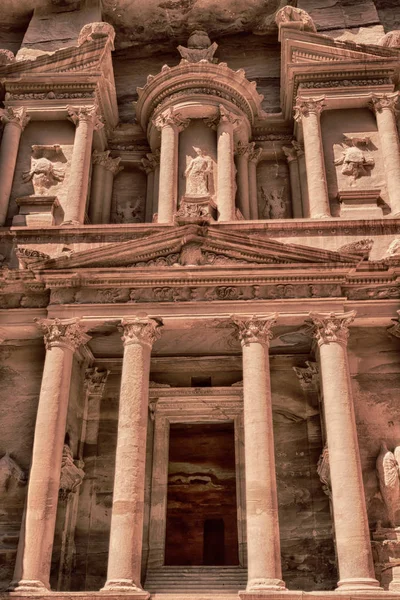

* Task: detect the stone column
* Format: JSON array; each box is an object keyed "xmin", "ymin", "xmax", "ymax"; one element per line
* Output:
[
  {"xmin": 152, "ymin": 149, "xmax": 160, "ymax": 220},
  {"xmin": 294, "ymin": 97, "xmax": 330, "ymax": 218},
  {"xmin": 283, "ymin": 143, "xmax": 303, "ymax": 218},
  {"xmin": 235, "ymin": 141, "xmax": 252, "ymax": 220},
  {"xmin": 232, "ymin": 314, "xmax": 286, "ymax": 592},
  {"xmin": 102, "ymin": 317, "xmax": 162, "ymax": 593},
  {"xmin": 370, "ymin": 93, "xmax": 400, "ymax": 216},
  {"xmin": 89, "ymin": 150, "xmax": 122, "ymax": 224},
  {"xmin": 248, "ymin": 146, "xmax": 262, "ymax": 220},
  {"xmin": 141, "ymin": 154, "xmax": 157, "ymax": 223},
  {"xmin": 293, "ymin": 141, "xmax": 310, "ymax": 217},
  {"xmin": 307, "ymin": 311, "xmax": 381, "ymax": 592},
  {"xmin": 217, "ymin": 106, "xmax": 241, "ymax": 221},
  {"xmin": 0, "ymin": 107, "xmax": 30, "ymax": 226},
  {"xmin": 153, "ymin": 109, "xmax": 189, "ymax": 223},
  {"xmin": 13, "ymin": 318, "xmax": 90, "ymax": 593},
  {"xmin": 64, "ymin": 106, "xmax": 103, "ymax": 225}
]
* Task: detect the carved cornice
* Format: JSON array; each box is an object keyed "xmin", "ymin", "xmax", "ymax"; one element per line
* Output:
[
  {"xmin": 293, "ymin": 96, "xmax": 325, "ymax": 122},
  {"xmin": 231, "ymin": 314, "xmax": 277, "ymax": 347},
  {"xmin": 369, "ymin": 92, "xmax": 400, "ymax": 114},
  {"xmin": 306, "ymin": 311, "xmax": 356, "ymax": 347},
  {"xmin": 84, "ymin": 366, "xmax": 109, "ymax": 396},
  {"xmin": 0, "ymin": 106, "xmax": 30, "ymax": 130},
  {"xmin": 67, "ymin": 105, "xmax": 104, "ymax": 130},
  {"xmin": 153, "ymin": 107, "xmax": 190, "ymax": 132},
  {"xmin": 119, "ymin": 317, "xmax": 163, "ymax": 348},
  {"xmin": 35, "ymin": 317, "xmax": 91, "ymax": 351}
]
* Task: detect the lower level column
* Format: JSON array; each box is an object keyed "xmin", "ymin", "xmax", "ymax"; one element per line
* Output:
[
  {"xmin": 308, "ymin": 311, "xmax": 381, "ymax": 592},
  {"xmin": 233, "ymin": 314, "xmax": 286, "ymax": 592},
  {"xmin": 13, "ymin": 318, "xmax": 90, "ymax": 593},
  {"xmin": 102, "ymin": 317, "xmax": 162, "ymax": 593}
]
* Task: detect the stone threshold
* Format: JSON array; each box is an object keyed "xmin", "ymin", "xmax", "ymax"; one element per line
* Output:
[{"xmin": 2, "ymin": 592, "xmax": 400, "ymax": 599}]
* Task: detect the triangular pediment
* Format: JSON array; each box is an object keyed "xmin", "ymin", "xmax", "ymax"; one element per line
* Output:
[{"xmin": 28, "ymin": 224, "xmax": 360, "ymax": 273}]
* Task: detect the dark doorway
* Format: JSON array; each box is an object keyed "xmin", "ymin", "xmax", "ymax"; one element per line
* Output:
[
  {"xmin": 203, "ymin": 518, "xmax": 225, "ymax": 565},
  {"xmin": 164, "ymin": 422, "xmax": 239, "ymax": 566}
]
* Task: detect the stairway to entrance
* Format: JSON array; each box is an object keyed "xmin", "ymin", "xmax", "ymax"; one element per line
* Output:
[{"xmin": 145, "ymin": 566, "xmax": 248, "ymax": 592}]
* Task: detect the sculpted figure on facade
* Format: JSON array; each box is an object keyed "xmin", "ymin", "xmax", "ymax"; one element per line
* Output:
[
  {"xmin": 334, "ymin": 135, "xmax": 375, "ymax": 184},
  {"xmin": 261, "ymin": 186, "xmax": 287, "ymax": 219},
  {"xmin": 376, "ymin": 442, "xmax": 400, "ymax": 528},
  {"xmin": 185, "ymin": 148, "xmax": 213, "ymax": 197},
  {"xmin": 59, "ymin": 444, "xmax": 85, "ymax": 501},
  {"xmin": 22, "ymin": 145, "xmax": 65, "ymax": 194},
  {"xmin": 275, "ymin": 6, "xmax": 317, "ymax": 35},
  {"xmin": 116, "ymin": 196, "xmax": 144, "ymax": 223}
]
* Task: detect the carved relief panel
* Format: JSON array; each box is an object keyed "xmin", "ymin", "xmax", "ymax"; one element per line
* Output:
[
  {"xmin": 256, "ymin": 159, "xmax": 292, "ymax": 219},
  {"xmin": 111, "ymin": 166, "xmax": 146, "ymax": 223}
]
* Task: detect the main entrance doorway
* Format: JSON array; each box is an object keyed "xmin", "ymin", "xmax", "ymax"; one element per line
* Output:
[{"xmin": 165, "ymin": 423, "xmax": 239, "ymax": 566}]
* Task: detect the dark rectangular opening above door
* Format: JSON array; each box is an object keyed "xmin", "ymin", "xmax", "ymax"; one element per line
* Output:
[{"xmin": 164, "ymin": 422, "xmax": 239, "ymax": 566}]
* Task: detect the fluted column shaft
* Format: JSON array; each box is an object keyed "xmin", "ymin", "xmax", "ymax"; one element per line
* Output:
[
  {"xmin": 235, "ymin": 141, "xmax": 251, "ymax": 219},
  {"xmin": 233, "ymin": 315, "xmax": 286, "ymax": 592},
  {"xmin": 13, "ymin": 319, "xmax": 90, "ymax": 593},
  {"xmin": 154, "ymin": 109, "xmax": 189, "ymax": 223},
  {"xmin": 294, "ymin": 97, "xmax": 330, "ymax": 218},
  {"xmin": 0, "ymin": 107, "xmax": 30, "ymax": 225},
  {"xmin": 308, "ymin": 312, "xmax": 380, "ymax": 592},
  {"xmin": 370, "ymin": 93, "xmax": 400, "ymax": 216},
  {"xmin": 103, "ymin": 318, "xmax": 162, "ymax": 593},
  {"xmin": 283, "ymin": 143, "xmax": 303, "ymax": 218},
  {"xmin": 89, "ymin": 151, "xmax": 122, "ymax": 224},
  {"xmin": 65, "ymin": 106, "xmax": 103, "ymax": 225},
  {"xmin": 248, "ymin": 147, "xmax": 262, "ymax": 220}
]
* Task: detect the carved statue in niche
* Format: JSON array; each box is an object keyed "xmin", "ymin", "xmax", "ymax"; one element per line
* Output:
[
  {"xmin": 116, "ymin": 196, "xmax": 144, "ymax": 223},
  {"xmin": 261, "ymin": 186, "xmax": 287, "ymax": 219},
  {"xmin": 376, "ymin": 441, "xmax": 400, "ymax": 527},
  {"xmin": 184, "ymin": 147, "xmax": 213, "ymax": 197},
  {"xmin": 22, "ymin": 145, "xmax": 65, "ymax": 195},
  {"xmin": 334, "ymin": 135, "xmax": 375, "ymax": 184}
]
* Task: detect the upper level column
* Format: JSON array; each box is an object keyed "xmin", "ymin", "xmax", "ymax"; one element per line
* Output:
[
  {"xmin": 153, "ymin": 108, "xmax": 189, "ymax": 223},
  {"xmin": 103, "ymin": 317, "xmax": 162, "ymax": 594},
  {"xmin": 370, "ymin": 93, "xmax": 400, "ymax": 217},
  {"xmin": 307, "ymin": 311, "xmax": 381, "ymax": 592},
  {"xmin": 248, "ymin": 146, "xmax": 262, "ymax": 220},
  {"xmin": 13, "ymin": 318, "xmax": 90, "ymax": 593},
  {"xmin": 216, "ymin": 106, "xmax": 241, "ymax": 221},
  {"xmin": 282, "ymin": 143, "xmax": 303, "ymax": 218},
  {"xmin": 89, "ymin": 150, "xmax": 122, "ymax": 224},
  {"xmin": 294, "ymin": 97, "xmax": 330, "ymax": 219},
  {"xmin": 0, "ymin": 107, "xmax": 30, "ymax": 226},
  {"xmin": 235, "ymin": 141, "xmax": 252, "ymax": 219},
  {"xmin": 232, "ymin": 314, "xmax": 286, "ymax": 593},
  {"xmin": 64, "ymin": 105, "xmax": 104, "ymax": 225}
]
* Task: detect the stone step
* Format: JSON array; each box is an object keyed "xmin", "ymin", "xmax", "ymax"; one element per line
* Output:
[{"xmin": 145, "ymin": 567, "xmax": 247, "ymax": 592}]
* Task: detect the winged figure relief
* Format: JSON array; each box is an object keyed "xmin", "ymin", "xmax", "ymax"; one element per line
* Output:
[{"xmin": 376, "ymin": 441, "xmax": 400, "ymax": 527}]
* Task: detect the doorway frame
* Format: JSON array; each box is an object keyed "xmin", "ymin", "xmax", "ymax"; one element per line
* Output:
[{"xmin": 147, "ymin": 387, "xmax": 246, "ymax": 569}]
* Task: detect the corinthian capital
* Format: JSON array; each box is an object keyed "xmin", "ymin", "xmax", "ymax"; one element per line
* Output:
[
  {"xmin": 294, "ymin": 97, "xmax": 325, "ymax": 122},
  {"xmin": 306, "ymin": 311, "xmax": 356, "ymax": 347},
  {"xmin": 0, "ymin": 107, "xmax": 30, "ymax": 130},
  {"xmin": 235, "ymin": 141, "xmax": 255, "ymax": 157},
  {"xmin": 92, "ymin": 150, "xmax": 123, "ymax": 175},
  {"xmin": 248, "ymin": 146, "xmax": 263, "ymax": 163},
  {"xmin": 119, "ymin": 317, "xmax": 163, "ymax": 348},
  {"xmin": 153, "ymin": 108, "xmax": 190, "ymax": 132},
  {"xmin": 35, "ymin": 317, "xmax": 91, "ymax": 351},
  {"xmin": 84, "ymin": 367, "xmax": 109, "ymax": 396},
  {"xmin": 387, "ymin": 310, "xmax": 400, "ymax": 338},
  {"xmin": 369, "ymin": 92, "xmax": 400, "ymax": 114},
  {"xmin": 67, "ymin": 105, "xmax": 104, "ymax": 130},
  {"xmin": 231, "ymin": 314, "xmax": 277, "ymax": 347}
]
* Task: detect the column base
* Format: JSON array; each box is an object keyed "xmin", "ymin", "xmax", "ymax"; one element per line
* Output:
[
  {"xmin": 245, "ymin": 578, "xmax": 287, "ymax": 592},
  {"xmin": 101, "ymin": 580, "xmax": 150, "ymax": 597},
  {"xmin": 61, "ymin": 220, "xmax": 82, "ymax": 226},
  {"xmin": 336, "ymin": 577, "xmax": 383, "ymax": 592},
  {"xmin": 310, "ymin": 213, "xmax": 331, "ymax": 219},
  {"xmin": 10, "ymin": 579, "xmax": 51, "ymax": 594}
]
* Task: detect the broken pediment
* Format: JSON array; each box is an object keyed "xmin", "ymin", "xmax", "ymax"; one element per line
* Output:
[{"xmin": 28, "ymin": 224, "xmax": 361, "ymax": 272}]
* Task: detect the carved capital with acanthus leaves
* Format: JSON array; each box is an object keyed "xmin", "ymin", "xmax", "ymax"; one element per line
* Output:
[
  {"xmin": 119, "ymin": 317, "xmax": 163, "ymax": 348},
  {"xmin": 293, "ymin": 361, "xmax": 319, "ymax": 391},
  {"xmin": 141, "ymin": 152, "xmax": 160, "ymax": 173},
  {"xmin": 235, "ymin": 141, "xmax": 255, "ymax": 158},
  {"xmin": 248, "ymin": 146, "xmax": 263, "ymax": 164},
  {"xmin": 282, "ymin": 144, "xmax": 298, "ymax": 163},
  {"xmin": 35, "ymin": 317, "xmax": 91, "ymax": 352},
  {"xmin": 387, "ymin": 311, "xmax": 400, "ymax": 339},
  {"xmin": 0, "ymin": 107, "xmax": 30, "ymax": 131},
  {"xmin": 67, "ymin": 105, "xmax": 104, "ymax": 130},
  {"xmin": 153, "ymin": 108, "xmax": 190, "ymax": 132},
  {"xmin": 306, "ymin": 311, "xmax": 356, "ymax": 347},
  {"xmin": 92, "ymin": 150, "xmax": 123, "ymax": 175},
  {"xmin": 231, "ymin": 314, "xmax": 277, "ymax": 347},
  {"xmin": 294, "ymin": 97, "xmax": 326, "ymax": 122},
  {"xmin": 369, "ymin": 92, "xmax": 400, "ymax": 114},
  {"xmin": 84, "ymin": 367, "xmax": 109, "ymax": 396}
]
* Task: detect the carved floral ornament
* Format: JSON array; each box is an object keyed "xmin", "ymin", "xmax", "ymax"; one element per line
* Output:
[
  {"xmin": 305, "ymin": 310, "xmax": 356, "ymax": 347},
  {"xmin": 369, "ymin": 92, "xmax": 400, "ymax": 114},
  {"xmin": 119, "ymin": 317, "xmax": 163, "ymax": 348},
  {"xmin": 35, "ymin": 317, "xmax": 91, "ymax": 351},
  {"xmin": 153, "ymin": 107, "xmax": 190, "ymax": 132},
  {"xmin": 92, "ymin": 150, "xmax": 123, "ymax": 175},
  {"xmin": 294, "ymin": 97, "xmax": 326, "ymax": 122},
  {"xmin": 67, "ymin": 105, "xmax": 104, "ymax": 130},
  {"xmin": 0, "ymin": 106, "xmax": 30, "ymax": 130},
  {"xmin": 231, "ymin": 313, "xmax": 278, "ymax": 347}
]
